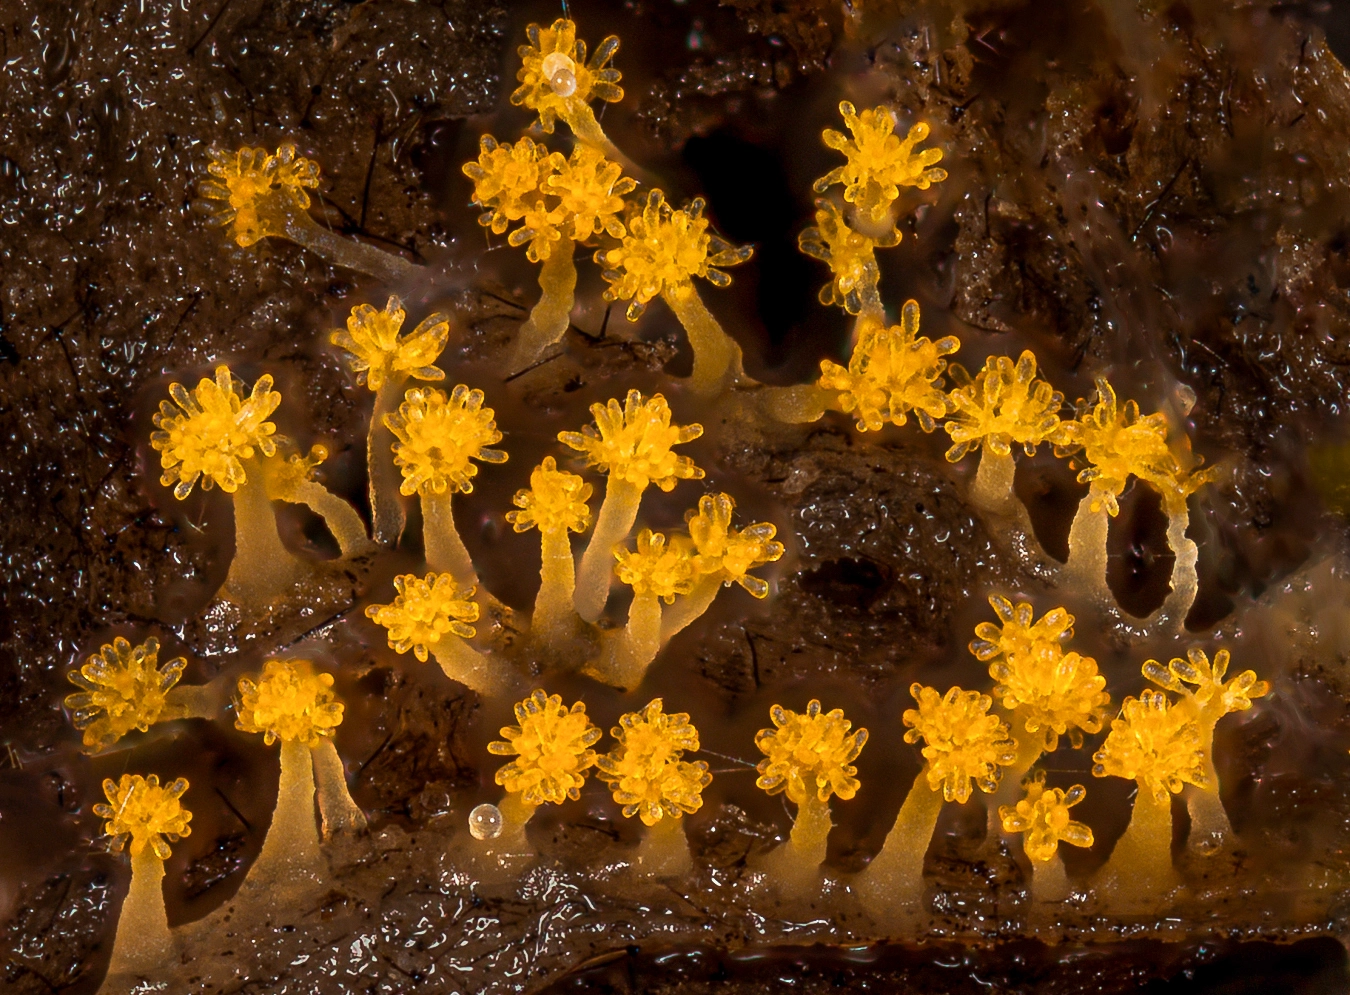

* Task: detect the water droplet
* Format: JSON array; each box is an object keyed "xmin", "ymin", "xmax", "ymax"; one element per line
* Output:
[{"xmin": 468, "ymin": 803, "xmax": 502, "ymax": 840}]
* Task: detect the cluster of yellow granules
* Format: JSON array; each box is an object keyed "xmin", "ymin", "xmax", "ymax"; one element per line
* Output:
[{"xmin": 68, "ymin": 12, "xmax": 1282, "ymax": 990}]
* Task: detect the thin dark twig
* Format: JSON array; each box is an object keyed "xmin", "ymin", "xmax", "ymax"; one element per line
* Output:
[
  {"xmin": 215, "ymin": 786, "xmax": 253, "ymax": 832},
  {"xmin": 186, "ymin": 0, "xmax": 237, "ymax": 56}
]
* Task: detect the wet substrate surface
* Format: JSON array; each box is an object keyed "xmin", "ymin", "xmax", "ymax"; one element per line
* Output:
[{"xmin": 6, "ymin": 0, "xmax": 1350, "ymax": 992}]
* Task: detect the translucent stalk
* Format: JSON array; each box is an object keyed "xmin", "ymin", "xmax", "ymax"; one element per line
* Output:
[
  {"xmin": 282, "ymin": 214, "xmax": 419, "ymax": 285},
  {"xmin": 985, "ymin": 713, "xmax": 1045, "ymax": 838},
  {"xmin": 422, "ymin": 491, "xmax": 478, "ymax": 587},
  {"xmin": 533, "ymin": 529, "xmax": 580, "ymax": 641},
  {"xmin": 311, "ymin": 738, "xmax": 367, "ymax": 838},
  {"xmin": 659, "ymin": 575, "xmax": 722, "ymax": 644},
  {"xmin": 561, "ymin": 103, "xmax": 633, "ymax": 169},
  {"xmin": 1186, "ymin": 716, "xmax": 1232, "ymax": 853},
  {"xmin": 1029, "ymin": 851, "xmax": 1070, "ymax": 903},
  {"xmin": 662, "ymin": 282, "xmax": 743, "ymax": 396},
  {"xmin": 104, "ymin": 848, "xmax": 174, "ymax": 978},
  {"xmin": 1063, "ymin": 491, "xmax": 1109, "ymax": 597},
  {"xmin": 971, "ymin": 449, "xmax": 1017, "ymax": 514},
  {"xmin": 286, "ymin": 479, "xmax": 376, "ymax": 558},
  {"xmin": 1094, "ymin": 785, "xmax": 1178, "ymax": 909},
  {"xmin": 161, "ymin": 683, "xmax": 219, "ymax": 722},
  {"xmin": 608, "ymin": 591, "xmax": 662, "ymax": 690},
  {"xmin": 574, "ymin": 477, "xmax": 644, "ymax": 623},
  {"xmin": 635, "ymin": 815, "xmax": 692, "ymax": 878},
  {"xmin": 222, "ymin": 470, "xmax": 300, "ymax": 608},
  {"xmin": 856, "ymin": 769, "xmax": 944, "ymax": 912},
  {"xmin": 764, "ymin": 384, "xmax": 833, "ymax": 424},
  {"xmin": 511, "ymin": 240, "xmax": 577, "ymax": 371},
  {"xmin": 431, "ymin": 637, "xmax": 513, "ymax": 697},
  {"xmin": 760, "ymin": 792, "xmax": 832, "ymax": 892},
  {"xmin": 493, "ymin": 793, "xmax": 537, "ymax": 856},
  {"xmin": 1156, "ymin": 508, "xmax": 1199, "ymax": 629},
  {"xmin": 369, "ymin": 383, "xmax": 406, "ymax": 547},
  {"xmin": 245, "ymin": 739, "xmax": 325, "ymax": 892}
]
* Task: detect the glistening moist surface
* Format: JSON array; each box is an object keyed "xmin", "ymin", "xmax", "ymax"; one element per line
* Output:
[{"xmin": 4, "ymin": 1, "xmax": 1350, "ymax": 993}]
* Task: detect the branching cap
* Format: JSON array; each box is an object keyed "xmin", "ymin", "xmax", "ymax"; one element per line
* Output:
[
  {"xmin": 817, "ymin": 300, "xmax": 959, "ymax": 432},
  {"xmin": 754, "ymin": 699, "xmax": 868, "ymax": 806},
  {"xmin": 65, "ymin": 637, "xmax": 188, "ymax": 751},
  {"xmin": 798, "ymin": 199, "xmax": 898, "ymax": 315},
  {"xmin": 597, "ymin": 190, "xmax": 753, "ymax": 321},
  {"xmin": 558, "ymin": 389, "xmax": 704, "ymax": 491},
  {"xmin": 461, "ymin": 134, "xmax": 556, "ymax": 236},
  {"xmin": 1092, "ymin": 689, "xmax": 1207, "ymax": 802},
  {"xmin": 489, "ymin": 689, "xmax": 602, "ymax": 805},
  {"xmin": 597, "ymin": 698, "xmax": 711, "ymax": 826},
  {"xmin": 970, "ymin": 594, "xmax": 1075, "ymax": 664},
  {"xmin": 386, "ymin": 385, "xmax": 508, "ymax": 496},
  {"xmin": 614, "ymin": 530, "xmax": 696, "ymax": 604},
  {"xmin": 151, "ymin": 365, "xmax": 281, "ymax": 499},
  {"xmin": 991, "ymin": 646, "xmax": 1110, "ymax": 751},
  {"xmin": 1143, "ymin": 647, "xmax": 1269, "ymax": 721},
  {"xmin": 903, "ymin": 684, "xmax": 1017, "ymax": 803},
  {"xmin": 814, "ymin": 104, "xmax": 947, "ymax": 224},
  {"xmin": 998, "ymin": 770, "xmax": 1094, "ymax": 862},
  {"xmin": 235, "ymin": 659, "xmax": 344, "ymax": 748},
  {"xmin": 94, "ymin": 773, "xmax": 192, "ymax": 859},
  {"xmin": 944, "ymin": 351, "xmax": 1070, "ymax": 462},
  {"xmin": 507, "ymin": 456, "xmax": 593, "ymax": 536},
  {"xmin": 263, "ymin": 443, "xmax": 327, "ymax": 503},
  {"xmin": 365, "ymin": 572, "xmax": 479, "ymax": 663},
  {"xmin": 330, "ymin": 296, "xmax": 449, "ymax": 392},
  {"xmin": 511, "ymin": 18, "xmax": 624, "ymax": 133},
  {"xmin": 200, "ymin": 143, "xmax": 320, "ymax": 246},
  {"xmin": 685, "ymin": 492, "xmax": 784, "ymax": 598},
  {"xmin": 546, "ymin": 144, "xmax": 637, "ymax": 243}
]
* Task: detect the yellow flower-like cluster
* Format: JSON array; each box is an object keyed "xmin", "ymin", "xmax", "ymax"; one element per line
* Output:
[
  {"xmin": 814, "ymin": 104, "xmax": 947, "ymax": 224},
  {"xmin": 969, "ymin": 594, "xmax": 1075, "ymax": 664},
  {"xmin": 998, "ymin": 771, "xmax": 1094, "ymax": 863},
  {"xmin": 365, "ymin": 572, "xmax": 479, "ymax": 663},
  {"xmin": 597, "ymin": 190, "xmax": 753, "ymax": 320},
  {"xmin": 546, "ymin": 145, "xmax": 636, "ymax": 242},
  {"xmin": 1143, "ymin": 647, "xmax": 1270, "ymax": 721},
  {"xmin": 507, "ymin": 456, "xmax": 593, "ymax": 536},
  {"xmin": 754, "ymin": 699, "xmax": 867, "ymax": 805},
  {"xmin": 1092, "ymin": 690, "xmax": 1207, "ymax": 802},
  {"xmin": 329, "ymin": 296, "xmax": 449, "ymax": 392},
  {"xmin": 797, "ymin": 199, "xmax": 898, "ymax": 315},
  {"xmin": 235, "ymin": 659, "xmax": 345, "ymax": 748},
  {"xmin": 993, "ymin": 647, "xmax": 1110, "ymax": 752},
  {"xmin": 64, "ymin": 637, "xmax": 187, "ymax": 751},
  {"xmin": 558, "ymin": 389, "xmax": 704, "ymax": 491},
  {"xmin": 200, "ymin": 143, "xmax": 320, "ymax": 246},
  {"xmin": 150, "ymin": 365, "xmax": 281, "ymax": 499},
  {"xmin": 686, "ymin": 493, "xmax": 785, "ymax": 598},
  {"xmin": 615, "ymin": 530, "xmax": 695, "ymax": 603},
  {"xmin": 94, "ymin": 773, "xmax": 192, "ymax": 859},
  {"xmin": 597, "ymin": 698, "xmax": 711, "ymax": 826},
  {"xmin": 263, "ymin": 444, "xmax": 327, "ymax": 502},
  {"xmin": 944, "ymin": 351, "xmax": 1069, "ymax": 463},
  {"xmin": 462, "ymin": 135, "xmax": 556, "ymax": 236},
  {"xmin": 386, "ymin": 385, "xmax": 508, "ymax": 496},
  {"xmin": 489, "ymin": 689, "xmax": 602, "ymax": 805},
  {"xmin": 817, "ymin": 300, "xmax": 959, "ymax": 433},
  {"xmin": 903, "ymin": 684, "xmax": 1016, "ymax": 803},
  {"xmin": 511, "ymin": 18, "xmax": 623, "ymax": 133}
]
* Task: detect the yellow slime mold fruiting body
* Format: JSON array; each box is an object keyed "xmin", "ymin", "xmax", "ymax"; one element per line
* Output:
[
  {"xmin": 944, "ymin": 351, "xmax": 1070, "ymax": 513},
  {"xmin": 660, "ymin": 492, "xmax": 785, "ymax": 644},
  {"xmin": 95, "ymin": 773, "xmax": 191, "ymax": 980},
  {"xmin": 597, "ymin": 189, "xmax": 753, "ymax": 394},
  {"xmin": 330, "ymin": 296, "xmax": 451, "ymax": 546},
  {"xmin": 797, "ymin": 198, "xmax": 897, "ymax": 321},
  {"xmin": 65, "ymin": 636, "xmax": 212, "ymax": 752},
  {"xmin": 597, "ymin": 698, "xmax": 711, "ymax": 877},
  {"xmin": 263, "ymin": 444, "xmax": 376, "ymax": 558},
  {"xmin": 1091, "ymin": 689, "xmax": 1207, "ymax": 908},
  {"xmin": 199, "ymin": 143, "xmax": 417, "ymax": 284},
  {"xmin": 754, "ymin": 699, "xmax": 867, "ymax": 890},
  {"xmin": 512, "ymin": 19, "xmax": 625, "ymax": 156},
  {"xmin": 150, "ymin": 364, "xmax": 300, "ymax": 608},
  {"xmin": 559, "ymin": 390, "xmax": 704, "ymax": 623},
  {"xmin": 604, "ymin": 530, "xmax": 696, "ymax": 689},
  {"xmin": 1142, "ymin": 647, "xmax": 1269, "ymax": 851},
  {"xmin": 998, "ymin": 771, "xmax": 1093, "ymax": 902},
  {"xmin": 858, "ymin": 684, "xmax": 1015, "ymax": 915},
  {"xmin": 385, "ymin": 384, "xmax": 508, "ymax": 587},
  {"xmin": 816, "ymin": 299, "xmax": 959, "ymax": 433},
  {"xmin": 507, "ymin": 457, "xmax": 593, "ymax": 642},
  {"xmin": 365, "ymin": 572, "xmax": 511, "ymax": 696},
  {"xmin": 814, "ymin": 104, "xmax": 947, "ymax": 228}
]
